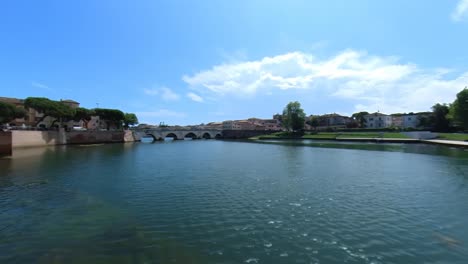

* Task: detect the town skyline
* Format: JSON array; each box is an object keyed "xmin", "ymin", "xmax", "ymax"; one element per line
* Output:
[{"xmin": 1, "ymin": 1, "xmax": 468, "ymax": 125}]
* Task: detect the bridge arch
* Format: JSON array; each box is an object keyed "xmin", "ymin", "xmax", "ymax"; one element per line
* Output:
[
  {"xmin": 202, "ymin": 132, "xmax": 211, "ymax": 139},
  {"xmin": 164, "ymin": 132, "xmax": 179, "ymax": 140},
  {"xmin": 143, "ymin": 134, "xmax": 157, "ymax": 142},
  {"xmin": 215, "ymin": 133, "xmax": 222, "ymax": 139},
  {"xmin": 184, "ymin": 132, "xmax": 198, "ymax": 139}
]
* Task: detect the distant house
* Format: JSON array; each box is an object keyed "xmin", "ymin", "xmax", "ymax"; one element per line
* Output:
[
  {"xmin": 222, "ymin": 118, "xmax": 281, "ymax": 131},
  {"xmin": 308, "ymin": 113, "xmax": 353, "ymax": 130},
  {"xmin": 402, "ymin": 114, "xmax": 419, "ymax": 128},
  {"xmin": 364, "ymin": 113, "xmax": 392, "ymax": 128},
  {"xmin": 391, "ymin": 113, "xmax": 430, "ymax": 129},
  {"xmin": 204, "ymin": 122, "xmax": 223, "ymax": 129},
  {"xmin": 247, "ymin": 118, "xmax": 282, "ymax": 131}
]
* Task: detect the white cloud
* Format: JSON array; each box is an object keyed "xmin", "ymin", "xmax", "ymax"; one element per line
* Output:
[
  {"xmin": 31, "ymin": 81, "xmax": 52, "ymax": 90},
  {"xmin": 136, "ymin": 109, "xmax": 186, "ymax": 118},
  {"xmin": 182, "ymin": 50, "xmax": 468, "ymax": 114},
  {"xmin": 452, "ymin": 0, "xmax": 468, "ymax": 21},
  {"xmin": 186, "ymin": 92, "xmax": 204, "ymax": 102},
  {"xmin": 143, "ymin": 87, "xmax": 180, "ymax": 101},
  {"xmin": 143, "ymin": 88, "xmax": 159, "ymax": 96}
]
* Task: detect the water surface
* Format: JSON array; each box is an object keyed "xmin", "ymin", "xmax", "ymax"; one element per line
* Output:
[{"xmin": 1, "ymin": 140, "xmax": 468, "ymax": 263}]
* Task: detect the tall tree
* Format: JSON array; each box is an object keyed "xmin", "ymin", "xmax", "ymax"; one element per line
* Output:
[
  {"xmin": 282, "ymin": 101, "xmax": 306, "ymax": 132},
  {"xmin": 73, "ymin": 107, "xmax": 95, "ymax": 128},
  {"xmin": 431, "ymin": 103, "xmax": 451, "ymax": 132},
  {"xmin": 306, "ymin": 116, "xmax": 319, "ymax": 130},
  {"xmin": 93, "ymin": 108, "xmax": 125, "ymax": 130},
  {"xmin": 123, "ymin": 113, "xmax": 139, "ymax": 128},
  {"xmin": 0, "ymin": 101, "xmax": 26, "ymax": 124},
  {"xmin": 452, "ymin": 87, "xmax": 468, "ymax": 130},
  {"xmin": 351, "ymin": 111, "xmax": 369, "ymax": 128}
]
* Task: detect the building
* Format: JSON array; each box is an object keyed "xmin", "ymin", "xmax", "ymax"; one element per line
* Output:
[
  {"xmin": 223, "ymin": 120, "xmax": 257, "ymax": 130},
  {"xmin": 402, "ymin": 114, "xmax": 419, "ymax": 128},
  {"xmin": 222, "ymin": 119, "xmax": 281, "ymax": 131},
  {"xmin": 391, "ymin": 115, "xmax": 403, "ymax": 128},
  {"xmin": 247, "ymin": 118, "xmax": 282, "ymax": 131},
  {"xmin": 364, "ymin": 113, "xmax": 392, "ymax": 128}
]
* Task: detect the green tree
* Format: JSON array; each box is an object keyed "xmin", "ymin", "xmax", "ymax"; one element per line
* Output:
[
  {"xmin": 418, "ymin": 115, "xmax": 432, "ymax": 129},
  {"xmin": 73, "ymin": 107, "xmax": 95, "ymax": 128},
  {"xmin": 452, "ymin": 87, "xmax": 468, "ymax": 130},
  {"xmin": 93, "ymin": 108, "xmax": 125, "ymax": 130},
  {"xmin": 431, "ymin": 103, "xmax": 451, "ymax": 132},
  {"xmin": 24, "ymin": 97, "xmax": 75, "ymax": 127},
  {"xmin": 351, "ymin": 111, "xmax": 369, "ymax": 128},
  {"xmin": 282, "ymin": 101, "xmax": 306, "ymax": 132},
  {"xmin": 306, "ymin": 116, "xmax": 319, "ymax": 130},
  {"xmin": 123, "ymin": 113, "xmax": 139, "ymax": 128},
  {"xmin": 0, "ymin": 101, "xmax": 26, "ymax": 124}
]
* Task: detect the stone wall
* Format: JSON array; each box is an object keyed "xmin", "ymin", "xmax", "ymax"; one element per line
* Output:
[
  {"xmin": 8, "ymin": 130, "xmax": 137, "ymax": 149},
  {"xmin": 0, "ymin": 131, "xmax": 12, "ymax": 156},
  {"xmin": 222, "ymin": 130, "xmax": 271, "ymax": 139},
  {"xmin": 66, "ymin": 131, "xmax": 125, "ymax": 144},
  {"xmin": 12, "ymin": 130, "xmax": 66, "ymax": 148}
]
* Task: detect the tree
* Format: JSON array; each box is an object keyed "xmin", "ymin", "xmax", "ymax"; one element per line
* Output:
[
  {"xmin": 306, "ymin": 116, "xmax": 319, "ymax": 130},
  {"xmin": 452, "ymin": 87, "xmax": 468, "ymax": 130},
  {"xmin": 123, "ymin": 113, "xmax": 138, "ymax": 128},
  {"xmin": 0, "ymin": 101, "xmax": 26, "ymax": 124},
  {"xmin": 431, "ymin": 103, "xmax": 451, "ymax": 132},
  {"xmin": 73, "ymin": 107, "xmax": 95, "ymax": 128},
  {"xmin": 24, "ymin": 97, "xmax": 75, "ymax": 127},
  {"xmin": 282, "ymin": 101, "xmax": 306, "ymax": 132},
  {"xmin": 93, "ymin": 108, "xmax": 125, "ymax": 130},
  {"xmin": 418, "ymin": 115, "xmax": 432, "ymax": 129},
  {"xmin": 351, "ymin": 111, "xmax": 369, "ymax": 128}
]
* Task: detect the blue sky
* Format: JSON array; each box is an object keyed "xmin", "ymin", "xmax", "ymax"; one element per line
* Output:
[{"xmin": 1, "ymin": 0, "xmax": 468, "ymax": 125}]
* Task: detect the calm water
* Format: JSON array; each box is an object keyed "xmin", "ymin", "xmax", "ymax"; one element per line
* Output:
[{"xmin": 1, "ymin": 140, "xmax": 468, "ymax": 264}]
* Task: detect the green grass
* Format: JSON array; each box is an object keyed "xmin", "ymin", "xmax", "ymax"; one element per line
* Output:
[
  {"xmin": 257, "ymin": 131, "xmax": 410, "ymax": 140},
  {"xmin": 436, "ymin": 133, "xmax": 468, "ymax": 141}
]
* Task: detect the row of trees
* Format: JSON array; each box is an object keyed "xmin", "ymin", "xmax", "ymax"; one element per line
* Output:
[
  {"xmin": 0, "ymin": 102, "xmax": 26, "ymax": 124},
  {"xmin": 280, "ymin": 87, "xmax": 468, "ymax": 132},
  {"xmin": 1, "ymin": 97, "xmax": 139, "ymax": 130},
  {"xmin": 408, "ymin": 88, "xmax": 468, "ymax": 132}
]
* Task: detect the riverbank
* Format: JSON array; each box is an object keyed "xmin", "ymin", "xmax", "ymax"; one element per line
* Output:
[{"xmin": 253, "ymin": 132, "xmax": 468, "ymax": 148}]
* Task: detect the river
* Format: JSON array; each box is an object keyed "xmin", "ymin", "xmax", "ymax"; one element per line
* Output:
[{"xmin": 1, "ymin": 140, "xmax": 468, "ymax": 263}]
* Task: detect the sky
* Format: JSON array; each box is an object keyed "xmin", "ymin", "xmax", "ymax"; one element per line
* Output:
[{"xmin": 1, "ymin": 0, "xmax": 468, "ymax": 125}]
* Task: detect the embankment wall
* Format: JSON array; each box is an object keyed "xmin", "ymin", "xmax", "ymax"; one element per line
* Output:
[
  {"xmin": 0, "ymin": 131, "xmax": 12, "ymax": 156},
  {"xmin": 4, "ymin": 130, "xmax": 137, "ymax": 151}
]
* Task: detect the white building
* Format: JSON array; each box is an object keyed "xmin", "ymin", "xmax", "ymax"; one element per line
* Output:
[
  {"xmin": 402, "ymin": 114, "xmax": 419, "ymax": 128},
  {"xmin": 364, "ymin": 113, "xmax": 392, "ymax": 128}
]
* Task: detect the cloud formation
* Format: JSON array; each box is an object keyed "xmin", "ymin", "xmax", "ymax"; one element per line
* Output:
[
  {"xmin": 143, "ymin": 87, "xmax": 180, "ymax": 101},
  {"xmin": 31, "ymin": 81, "xmax": 52, "ymax": 91},
  {"xmin": 452, "ymin": 0, "xmax": 468, "ymax": 21},
  {"xmin": 186, "ymin": 92, "xmax": 204, "ymax": 102},
  {"xmin": 183, "ymin": 50, "xmax": 468, "ymax": 113}
]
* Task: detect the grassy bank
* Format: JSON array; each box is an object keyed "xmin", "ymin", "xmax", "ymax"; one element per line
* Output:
[
  {"xmin": 256, "ymin": 131, "xmax": 410, "ymax": 140},
  {"xmin": 436, "ymin": 133, "xmax": 468, "ymax": 141}
]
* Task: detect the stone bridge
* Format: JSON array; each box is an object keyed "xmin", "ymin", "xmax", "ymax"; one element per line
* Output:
[{"xmin": 133, "ymin": 128, "xmax": 223, "ymax": 141}]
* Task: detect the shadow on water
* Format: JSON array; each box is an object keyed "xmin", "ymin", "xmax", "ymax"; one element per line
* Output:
[{"xmin": 246, "ymin": 139, "xmax": 468, "ymax": 159}]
